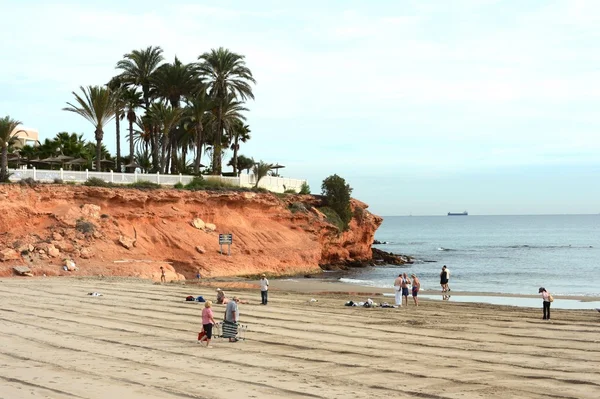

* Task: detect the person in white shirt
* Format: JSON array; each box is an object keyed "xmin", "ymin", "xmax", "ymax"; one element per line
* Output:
[
  {"xmin": 393, "ymin": 274, "xmax": 402, "ymax": 307},
  {"xmin": 260, "ymin": 274, "xmax": 269, "ymax": 305}
]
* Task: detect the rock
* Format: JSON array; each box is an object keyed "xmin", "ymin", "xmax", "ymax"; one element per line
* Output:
[
  {"xmin": 55, "ymin": 241, "xmax": 75, "ymax": 253},
  {"xmin": 0, "ymin": 248, "xmax": 20, "ymax": 262},
  {"xmin": 191, "ymin": 218, "xmax": 205, "ymax": 230},
  {"xmin": 80, "ymin": 248, "xmax": 93, "ymax": 259},
  {"xmin": 28, "ymin": 244, "xmax": 34, "ymax": 252},
  {"xmin": 195, "ymin": 246, "xmax": 206, "ymax": 254},
  {"xmin": 47, "ymin": 245, "xmax": 60, "ymax": 258},
  {"xmin": 13, "ymin": 266, "xmax": 33, "ymax": 276},
  {"xmin": 52, "ymin": 232, "xmax": 63, "ymax": 241},
  {"xmin": 119, "ymin": 235, "xmax": 136, "ymax": 250},
  {"xmin": 162, "ymin": 220, "xmax": 167, "ymax": 225},
  {"xmin": 81, "ymin": 204, "xmax": 101, "ymax": 219},
  {"xmin": 172, "ymin": 206, "xmax": 181, "ymax": 211},
  {"xmin": 205, "ymin": 223, "xmax": 216, "ymax": 232},
  {"xmin": 92, "ymin": 231, "xmax": 103, "ymax": 239}
]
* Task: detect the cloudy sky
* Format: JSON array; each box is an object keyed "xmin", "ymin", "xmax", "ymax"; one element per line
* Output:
[{"xmin": 2, "ymin": 0, "xmax": 599, "ymax": 215}]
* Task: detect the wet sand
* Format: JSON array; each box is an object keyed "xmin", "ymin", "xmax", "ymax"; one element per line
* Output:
[{"xmin": 0, "ymin": 277, "xmax": 599, "ymax": 399}]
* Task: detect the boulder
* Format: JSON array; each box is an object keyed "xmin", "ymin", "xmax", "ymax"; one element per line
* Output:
[
  {"xmin": 205, "ymin": 223, "xmax": 217, "ymax": 232},
  {"xmin": 191, "ymin": 218, "xmax": 205, "ymax": 230},
  {"xmin": 55, "ymin": 241, "xmax": 75, "ymax": 253},
  {"xmin": 52, "ymin": 232, "xmax": 63, "ymax": 241},
  {"xmin": 13, "ymin": 266, "xmax": 33, "ymax": 276},
  {"xmin": 195, "ymin": 246, "xmax": 206, "ymax": 254},
  {"xmin": 0, "ymin": 248, "xmax": 20, "ymax": 262},
  {"xmin": 80, "ymin": 248, "xmax": 94, "ymax": 259},
  {"xmin": 119, "ymin": 235, "xmax": 136, "ymax": 250},
  {"xmin": 47, "ymin": 245, "xmax": 60, "ymax": 258},
  {"xmin": 81, "ymin": 204, "xmax": 101, "ymax": 219}
]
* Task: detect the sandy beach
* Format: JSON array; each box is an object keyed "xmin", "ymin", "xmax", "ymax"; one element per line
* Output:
[{"xmin": 1, "ymin": 277, "xmax": 599, "ymax": 399}]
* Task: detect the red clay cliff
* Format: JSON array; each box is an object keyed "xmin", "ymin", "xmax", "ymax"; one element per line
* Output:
[{"xmin": 0, "ymin": 184, "xmax": 382, "ymax": 280}]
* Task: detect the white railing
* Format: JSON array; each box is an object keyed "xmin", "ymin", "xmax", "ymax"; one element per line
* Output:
[{"xmin": 8, "ymin": 168, "xmax": 306, "ymax": 193}]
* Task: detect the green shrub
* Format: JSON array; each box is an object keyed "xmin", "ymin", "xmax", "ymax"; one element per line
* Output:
[
  {"xmin": 184, "ymin": 176, "xmax": 206, "ymax": 190},
  {"xmin": 128, "ymin": 181, "xmax": 161, "ymax": 190},
  {"xmin": 299, "ymin": 181, "xmax": 311, "ymax": 195},
  {"xmin": 289, "ymin": 202, "xmax": 308, "ymax": 214},
  {"xmin": 19, "ymin": 177, "xmax": 38, "ymax": 187},
  {"xmin": 284, "ymin": 188, "xmax": 297, "ymax": 194},
  {"xmin": 173, "ymin": 182, "xmax": 184, "ymax": 189},
  {"xmin": 184, "ymin": 176, "xmax": 240, "ymax": 191},
  {"xmin": 321, "ymin": 174, "xmax": 353, "ymax": 231},
  {"xmin": 83, "ymin": 177, "xmax": 113, "ymax": 187},
  {"xmin": 76, "ymin": 219, "xmax": 96, "ymax": 234},
  {"xmin": 251, "ymin": 187, "xmax": 269, "ymax": 193},
  {"xmin": 319, "ymin": 206, "xmax": 345, "ymax": 231},
  {"xmin": 53, "ymin": 178, "xmax": 64, "ymax": 184}
]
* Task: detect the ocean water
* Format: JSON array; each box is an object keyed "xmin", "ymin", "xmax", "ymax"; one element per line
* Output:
[{"xmin": 343, "ymin": 215, "xmax": 600, "ymax": 297}]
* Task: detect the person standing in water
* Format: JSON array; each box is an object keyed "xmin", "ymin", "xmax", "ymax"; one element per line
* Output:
[
  {"xmin": 411, "ymin": 274, "xmax": 420, "ymax": 306},
  {"xmin": 394, "ymin": 274, "xmax": 403, "ymax": 307},
  {"xmin": 539, "ymin": 287, "xmax": 552, "ymax": 320}
]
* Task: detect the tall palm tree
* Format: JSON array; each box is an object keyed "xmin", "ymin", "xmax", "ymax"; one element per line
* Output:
[
  {"xmin": 108, "ymin": 77, "xmax": 126, "ymax": 171},
  {"xmin": 63, "ymin": 86, "xmax": 115, "ymax": 171},
  {"xmin": 116, "ymin": 46, "xmax": 164, "ymax": 109},
  {"xmin": 0, "ymin": 116, "xmax": 23, "ymax": 181},
  {"xmin": 184, "ymin": 88, "xmax": 213, "ymax": 174},
  {"xmin": 227, "ymin": 120, "xmax": 251, "ymax": 176},
  {"xmin": 198, "ymin": 47, "xmax": 255, "ymax": 175},
  {"xmin": 153, "ymin": 57, "xmax": 199, "ymax": 108},
  {"xmin": 147, "ymin": 102, "xmax": 185, "ymax": 173},
  {"xmin": 122, "ymin": 88, "xmax": 143, "ymax": 168}
]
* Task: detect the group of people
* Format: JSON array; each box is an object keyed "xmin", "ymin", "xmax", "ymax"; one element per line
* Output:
[
  {"xmin": 198, "ymin": 274, "xmax": 269, "ymax": 346},
  {"xmin": 394, "ymin": 273, "xmax": 420, "ymax": 306}
]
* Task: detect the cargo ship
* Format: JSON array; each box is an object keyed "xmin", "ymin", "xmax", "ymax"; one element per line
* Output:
[{"xmin": 447, "ymin": 211, "xmax": 468, "ymax": 216}]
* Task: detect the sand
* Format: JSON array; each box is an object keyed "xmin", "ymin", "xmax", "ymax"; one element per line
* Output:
[{"xmin": 0, "ymin": 278, "xmax": 599, "ymax": 399}]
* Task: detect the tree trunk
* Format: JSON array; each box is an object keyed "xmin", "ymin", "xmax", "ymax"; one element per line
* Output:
[
  {"xmin": 128, "ymin": 115, "xmax": 135, "ymax": 169},
  {"xmin": 0, "ymin": 145, "xmax": 8, "ymax": 182},
  {"xmin": 194, "ymin": 124, "xmax": 203, "ymax": 174},
  {"xmin": 151, "ymin": 125, "xmax": 159, "ymax": 172},
  {"xmin": 115, "ymin": 115, "xmax": 121, "ymax": 171},
  {"xmin": 161, "ymin": 135, "xmax": 169, "ymax": 174},
  {"xmin": 170, "ymin": 137, "xmax": 177, "ymax": 174},
  {"xmin": 232, "ymin": 137, "xmax": 239, "ymax": 176},
  {"xmin": 213, "ymin": 106, "xmax": 223, "ymax": 175},
  {"xmin": 95, "ymin": 128, "xmax": 103, "ymax": 172}
]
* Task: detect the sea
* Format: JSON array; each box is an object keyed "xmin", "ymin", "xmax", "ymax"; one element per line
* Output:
[{"xmin": 340, "ymin": 215, "xmax": 600, "ymax": 300}]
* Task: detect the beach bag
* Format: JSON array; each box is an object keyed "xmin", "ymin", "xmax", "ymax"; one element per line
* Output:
[
  {"xmin": 196, "ymin": 296, "xmax": 205, "ymax": 302},
  {"xmin": 198, "ymin": 330, "xmax": 206, "ymax": 341},
  {"xmin": 548, "ymin": 294, "xmax": 554, "ymax": 303},
  {"xmin": 186, "ymin": 296, "xmax": 195, "ymax": 301}
]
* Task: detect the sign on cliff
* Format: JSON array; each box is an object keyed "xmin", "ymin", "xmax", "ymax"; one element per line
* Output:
[{"xmin": 219, "ymin": 234, "xmax": 233, "ymax": 256}]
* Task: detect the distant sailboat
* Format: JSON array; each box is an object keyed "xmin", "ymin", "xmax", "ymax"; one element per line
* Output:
[{"xmin": 448, "ymin": 211, "xmax": 468, "ymax": 216}]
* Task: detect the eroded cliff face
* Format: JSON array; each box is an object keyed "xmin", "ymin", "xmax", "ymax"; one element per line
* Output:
[{"xmin": 0, "ymin": 184, "xmax": 382, "ymax": 280}]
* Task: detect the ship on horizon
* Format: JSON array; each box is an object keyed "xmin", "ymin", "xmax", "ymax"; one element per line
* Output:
[{"xmin": 448, "ymin": 211, "xmax": 468, "ymax": 216}]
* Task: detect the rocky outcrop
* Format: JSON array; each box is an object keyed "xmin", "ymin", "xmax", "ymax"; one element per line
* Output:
[{"xmin": 0, "ymin": 185, "xmax": 382, "ymax": 279}]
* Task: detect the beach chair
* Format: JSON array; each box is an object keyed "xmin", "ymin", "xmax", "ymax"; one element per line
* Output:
[{"xmin": 213, "ymin": 321, "xmax": 247, "ymax": 341}]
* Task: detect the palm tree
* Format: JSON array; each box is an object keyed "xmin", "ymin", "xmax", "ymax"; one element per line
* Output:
[
  {"xmin": 147, "ymin": 102, "xmax": 185, "ymax": 173},
  {"xmin": 0, "ymin": 116, "xmax": 23, "ymax": 181},
  {"xmin": 108, "ymin": 77, "xmax": 126, "ymax": 171},
  {"xmin": 185, "ymin": 88, "xmax": 213, "ymax": 174},
  {"xmin": 63, "ymin": 86, "xmax": 115, "ymax": 171},
  {"xmin": 153, "ymin": 57, "xmax": 199, "ymax": 108},
  {"xmin": 252, "ymin": 160, "xmax": 273, "ymax": 188},
  {"xmin": 227, "ymin": 120, "xmax": 251, "ymax": 176},
  {"xmin": 116, "ymin": 46, "xmax": 164, "ymax": 109},
  {"xmin": 198, "ymin": 47, "xmax": 256, "ymax": 175},
  {"xmin": 122, "ymin": 88, "xmax": 143, "ymax": 168}
]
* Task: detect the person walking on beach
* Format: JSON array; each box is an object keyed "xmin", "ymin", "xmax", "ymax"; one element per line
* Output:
[
  {"xmin": 394, "ymin": 274, "xmax": 403, "ymax": 307},
  {"xmin": 539, "ymin": 287, "xmax": 552, "ymax": 320},
  {"xmin": 401, "ymin": 273, "xmax": 411, "ymax": 306},
  {"xmin": 196, "ymin": 268, "xmax": 202, "ymax": 281},
  {"xmin": 224, "ymin": 296, "xmax": 241, "ymax": 342},
  {"xmin": 445, "ymin": 266, "xmax": 451, "ymax": 292},
  {"xmin": 200, "ymin": 300, "xmax": 216, "ymax": 347},
  {"xmin": 440, "ymin": 266, "xmax": 449, "ymax": 292},
  {"xmin": 411, "ymin": 274, "xmax": 420, "ymax": 306},
  {"xmin": 160, "ymin": 266, "xmax": 166, "ymax": 283},
  {"xmin": 260, "ymin": 274, "xmax": 269, "ymax": 305}
]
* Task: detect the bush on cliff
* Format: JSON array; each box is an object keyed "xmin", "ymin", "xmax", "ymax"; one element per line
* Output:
[
  {"xmin": 84, "ymin": 177, "xmax": 114, "ymax": 188},
  {"xmin": 319, "ymin": 206, "xmax": 345, "ymax": 231},
  {"xmin": 299, "ymin": 181, "xmax": 311, "ymax": 195},
  {"xmin": 321, "ymin": 174, "xmax": 353, "ymax": 231},
  {"xmin": 127, "ymin": 181, "xmax": 161, "ymax": 190}
]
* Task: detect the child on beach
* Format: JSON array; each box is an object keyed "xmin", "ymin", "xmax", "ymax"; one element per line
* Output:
[{"xmin": 199, "ymin": 301, "xmax": 216, "ymax": 347}]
